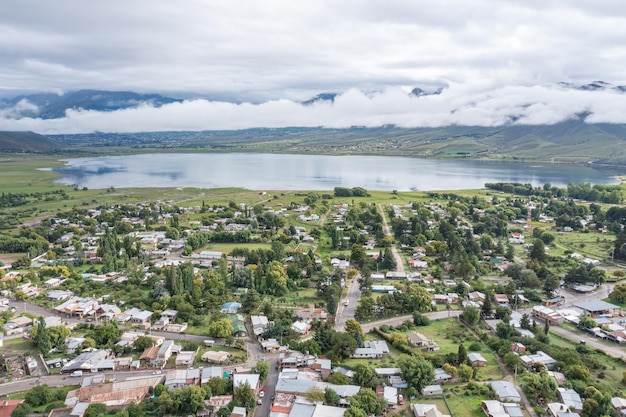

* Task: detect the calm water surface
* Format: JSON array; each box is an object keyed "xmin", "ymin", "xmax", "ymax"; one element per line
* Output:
[{"xmin": 50, "ymin": 153, "xmax": 623, "ymax": 191}]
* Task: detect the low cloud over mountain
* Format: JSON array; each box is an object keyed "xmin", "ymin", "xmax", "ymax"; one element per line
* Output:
[{"xmin": 1, "ymin": 82, "xmax": 626, "ymax": 134}]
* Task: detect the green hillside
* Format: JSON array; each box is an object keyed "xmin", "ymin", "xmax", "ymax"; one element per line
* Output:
[{"xmin": 0, "ymin": 131, "xmax": 60, "ymax": 152}]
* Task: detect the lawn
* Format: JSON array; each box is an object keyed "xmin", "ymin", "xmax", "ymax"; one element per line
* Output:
[
  {"xmin": 0, "ymin": 337, "xmax": 36, "ymax": 354},
  {"xmin": 410, "ymin": 318, "xmax": 476, "ymax": 355},
  {"xmin": 201, "ymin": 242, "xmax": 271, "ymax": 254},
  {"xmin": 444, "ymin": 388, "xmax": 486, "ymax": 417}
]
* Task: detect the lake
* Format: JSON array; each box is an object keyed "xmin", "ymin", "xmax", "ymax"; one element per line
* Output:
[{"xmin": 50, "ymin": 153, "xmax": 624, "ymax": 191}]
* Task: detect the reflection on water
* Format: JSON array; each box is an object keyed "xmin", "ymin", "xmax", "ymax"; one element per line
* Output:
[{"xmin": 50, "ymin": 153, "xmax": 623, "ymax": 191}]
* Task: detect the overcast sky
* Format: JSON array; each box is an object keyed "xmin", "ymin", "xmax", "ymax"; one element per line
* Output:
[{"xmin": 2, "ymin": 0, "xmax": 626, "ymax": 133}]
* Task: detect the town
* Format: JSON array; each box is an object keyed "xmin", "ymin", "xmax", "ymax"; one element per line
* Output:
[{"xmin": 0, "ymin": 184, "xmax": 626, "ymax": 417}]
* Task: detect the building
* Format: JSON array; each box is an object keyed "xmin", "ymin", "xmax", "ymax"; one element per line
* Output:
[
  {"xmin": 532, "ymin": 305, "xmax": 564, "ymax": 325},
  {"xmin": 61, "ymin": 349, "xmax": 112, "ymax": 374},
  {"xmin": 557, "ymin": 388, "xmax": 583, "ymax": 412},
  {"xmin": 407, "ymin": 331, "xmax": 439, "ymax": 351},
  {"xmin": 481, "ymin": 401, "xmax": 524, "ymax": 417},
  {"xmin": 490, "ymin": 381, "xmax": 521, "ymax": 403},
  {"xmin": 573, "ymin": 300, "xmax": 620, "ymax": 318},
  {"xmin": 351, "ymin": 341, "xmax": 390, "ymax": 359},
  {"xmin": 520, "ymin": 351, "xmax": 556, "ymax": 369},
  {"xmin": 468, "ymin": 352, "xmax": 488, "ymax": 367},
  {"xmin": 250, "ymin": 315, "xmax": 270, "ymax": 337},
  {"xmin": 422, "ymin": 385, "xmax": 443, "ymax": 396},
  {"xmin": 233, "ymin": 374, "xmax": 260, "ymax": 395},
  {"xmin": 413, "ymin": 403, "xmax": 450, "ymax": 417},
  {"xmin": 294, "ymin": 304, "xmax": 328, "ymax": 321},
  {"xmin": 221, "ymin": 302, "xmax": 242, "ymax": 314}
]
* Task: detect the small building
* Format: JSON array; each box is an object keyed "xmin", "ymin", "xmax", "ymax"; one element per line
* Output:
[
  {"xmin": 221, "ymin": 302, "xmax": 242, "ymax": 314},
  {"xmin": 490, "ymin": 381, "xmax": 521, "ymax": 403},
  {"xmin": 422, "ymin": 384, "xmax": 443, "ymax": 396},
  {"xmin": 233, "ymin": 373, "xmax": 260, "ymax": 395},
  {"xmin": 468, "ymin": 352, "xmax": 488, "ymax": 367},
  {"xmin": 413, "ymin": 403, "xmax": 450, "ymax": 417},
  {"xmin": 201, "ymin": 351, "xmax": 230, "ymax": 364},
  {"xmin": 573, "ymin": 300, "xmax": 620, "ymax": 318},
  {"xmin": 557, "ymin": 388, "xmax": 583, "ymax": 412},
  {"xmin": 482, "ymin": 401, "xmax": 524, "ymax": 417},
  {"xmin": 407, "ymin": 331, "xmax": 439, "ymax": 352},
  {"xmin": 176, "ymin": 351, "xmax": 196, "ymax": 367}
]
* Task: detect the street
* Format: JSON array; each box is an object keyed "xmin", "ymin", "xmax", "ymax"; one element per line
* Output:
[{"xmin": 334, "ymin": 274, "xmax": 361, "ymax": 331}]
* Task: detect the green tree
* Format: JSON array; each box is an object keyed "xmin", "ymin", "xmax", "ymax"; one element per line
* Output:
[
  {"xmin": 458, "ymin": 363, "xmax": 473, "ymax": 382},
  {"xmin": 457, "ymin": 343, "xmax": 468, "ymax": 365},
  {"xmin": 208, "ymin": 317, "xmax": 234, "ymax": 338},
  {"xmin": 397, "ymin": 354, "xmax": 434, "ymax": 392},
  {"xmin": 84, "ymin": 403, "xmax": 107, "ymax": 417},
  {"xmin": 353, "ymin": 363, "xmax": 376, "ymax": 388},
  {"xmin": 253, "ymin": 360, "xmax": 270, "ymax": 380},
  {"xmin": 325, "ymin": 388, "xmax": 341, "ymax": 406},
  {"xmin": 521, "ymin": 371, "xmax": 557, "ymax": 403},
  {"xmin": 207, "ymin": 377, "xmax": 230, "ymax": 396},
  {"xmin": 460, "ymin": 306, "xmax": 480, "ymax": 326},
  {"xmin": 305, "ymin": 388, "xmax": 325, "ymax": 403},
  {"xmin": 134, "ymin": 336, "xmax": 154, "ymax": 352},
  {"xmin": 326, "ymin": 373, "xmax": 350, "ymax": 385},
  {"xmin": 234, "ymin": 381, "xmax": 255, "ymax": 410}
]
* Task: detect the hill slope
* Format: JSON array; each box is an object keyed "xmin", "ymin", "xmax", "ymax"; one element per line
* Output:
[{"xmin": 0, "ymin": 131, "xmax": 60, "ymax": 152}]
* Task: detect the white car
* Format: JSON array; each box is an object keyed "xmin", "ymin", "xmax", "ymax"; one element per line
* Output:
[
  {"xmin": 259, "ymin": 391, "xmax": 265, "ymax": 398},
  {"xmin": 257, "ymin": 399, "xmax": 262, "ymax": 405}
]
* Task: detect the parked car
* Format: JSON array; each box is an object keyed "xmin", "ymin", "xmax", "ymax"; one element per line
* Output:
[
  {"xmin": 398, "ymin": 394, "xmax": 404, "ymax": 405},
  {"xmin": 257, "ymin": 399, "xmax": 262, "ymax": 405}
]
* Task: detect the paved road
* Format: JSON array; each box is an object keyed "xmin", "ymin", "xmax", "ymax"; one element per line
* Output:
[
  {"xmin": 335, "ymin": 275, "xmax": 361, "ymax": 331},
  {"xmin": 377, "ymin": 203, "xmax": 405, "ymax": 274},
  {"xmin": 253, "ymin": 352, "xmax": 279, "ymax": 417}
]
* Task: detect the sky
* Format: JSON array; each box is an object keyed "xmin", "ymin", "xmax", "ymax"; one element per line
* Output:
[{"xmin": 2, "ymin": 0, "xmax": 626, "ymax": 133}]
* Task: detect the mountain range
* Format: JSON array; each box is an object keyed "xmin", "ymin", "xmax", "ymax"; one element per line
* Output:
[{"xmin": 0, "ymin": 90, "xmax": 181, "ymax": 119}]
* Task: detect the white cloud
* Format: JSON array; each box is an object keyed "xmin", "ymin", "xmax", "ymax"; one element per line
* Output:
[
  {"xmin": 0, "ymin": 1, "xmax": 625, "ymax": 132},
  {"xmin": 2, "ymin": 83, "xmax": 626, "ymax": 134}
]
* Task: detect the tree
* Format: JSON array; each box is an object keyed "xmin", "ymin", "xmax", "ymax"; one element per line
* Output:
[
  {"xmin": 208, "ymin": 317, "xmax": 233, "ymax": 338},
  {"xmin": 457, "ymin": 343, "xmax": 468, "ymax": 365},
  {"xmin": 345, "ymin": 319, "xmax": 364, "ymax": 346},
  {"xmin": 207, "ymin": 377, "xmax": 230, "ymax": 396},
  {"xmin": 529, "ymin": 239, "xmax": 547, "ymax": 263},
  {"xmin": 458, "ymin": 363, "xmax": 473, "ymax": 381},
  {"xmin": 520, "ymin": 313, "xmax": 531, "ymax": 330},
  {"xmin": 353, "ymin": 363, "xmax": 376, "ymax": 388},
  {"xmin": 565, "ymin": 364, "xmax": 590, "ymax": 381},
  {"xmin": 413, "ymin": 312, "xmax": 431, "ymax": 326},
  {"xmin": 460, "ymin": 306, "xmax": 480, "ymax": 326},
  {"xmin": 253, "ymin": 360, "xmax": 269, "ymax": 380},
  {"xmin": 234, "ymin": 381, "xmax": 255, "ymax": 410},
  {"xmin": 84, "ymin": 403, "xmax": 107, "ymax": 417},
  {"xmin": 397, "ymin": 354, "xmax": 434, "ymax": 392},
  {"xmin": 305, "ymin": 388, "xmax": 325, "ymax": 403},
  {"xmin": 326, "ymin": 372, "xmax": 350, "ymax": 385},
  {"xmin": 502, "ymin": 352, "xmax": 522, "ymax": 370},
  {"xmin": 134, "ymin": 336, "xmax": 154, "ymax": 352},
  {"xmin": 349, "ymin": 388, "xmax": 385, "ymax": 416},
  {"xmin": 325, "ymin": 388, "xmax": 341, "ymax": 406},
  {"xmin": 30, "ymin": 317, "xmax": 52, "ymax": 356},
  {"xmin": 521, "ymin": 371, "xmax": 557, "ymax": 403},
  {"xmin": 442, "ymin": 363, "xmax": 457, "ymax": 377},
  {"xmin": 609, "ymin": 283, "xmax": 626, "ymax": 304}
]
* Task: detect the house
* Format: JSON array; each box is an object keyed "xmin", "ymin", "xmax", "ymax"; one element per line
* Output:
[
  {"xmin": 573, "ymin": 300, "xmax": 620, "ymax": 318},
  {"xmin": 351, "ymin": 341, "xmax": 390, "ymax": 359},
  {"xmin": 511, "ymin": 342, "xmax": 526, "ymax": 354},
  {"xmin": 413, "ymin": 403, "xmax": 450, "ymax": 417},
  {"xmin": 481, "ymin": 401, "xmax": 524, "ymax": 417},
  {"xmin": 490, "ymin": 381, "xmax": 521, "ymax": 403},
  {"xmin": 294, "ymin": 304, "xmax": 328, "ymax": 321},
  {"xmin": 206, "ymin": 395, "xmax": 233, "ymax": 415},
  {"xmin": 251, "ymin": 315, "xmax": 270, "ymax": 337},
  {"xmin": 407, "ymin": 331, "xmax": 439, "ymax": 351},
  {"xmin": 291, "ymin": 321, "xmax": 312, "ymax": 335},
  {"xmin": 61, "ymin": 349, "xmax": 112, "ymax": 373},
  {"xmin": 422, "ymin": 385, "xmax": 443, "ymax": 396},
  {"xmin": 509, "ymin": 232, "xmax": 524, "ymax": 244},
  {"xmin": 557, "ymin": 388, "xmax": 583, "ymax": 412},
  {"xmin": 546, "ymin": 403, "xmax": 578, "ymax": 417},
  {"xmin": 54, "ymin": 296, "xmax": 99, "ymax": 317},
  {"xmin": 0, "ymin": 399, "xmax": 24, "ymax": 417},
  {"xmin": 386, "ymin": 271, "xmax": 407, "ymax": 280},
  {"xmin": 468, "ymin": 291, "xmax": 486, "ymax": 303},
  {"xmin": 221, "ymin": 302, "xmax": 242, "ymax": 314},
  {"xmin": 47, "ymin": 290, "xmax": 74, "ymax": 302},
  {"xmin": 233, "ymin": 373, "xmax": 261, "ymax": 395},
  {"xmin": 175, "ymin": 351, "xmax": 196, "ymax": 367},
  {"xmin": 231, "ymin": 406, "xmax": 247, "ymax": 417},
  {"xmin": 611, "ymin": 397, "xmax": 626, "ymax": 413},
  {"xmin": 520, "ymin": 351, "xmax": 556, "ymax": 369},
  {"xmin": 433, "ymin": 368, "xmax": 453, "ymax": 384},
  {"xmin": 44, "ymin": 277, "xmax": 63, "ymax": 288},
  {"xmin": 468, "ymin": 352, "xmax": 488, "ymax": 367},
  {"xmin": 494, "ymin": 294, "xmax": 510, "ymax": 307},
  {"xmin": 532, "ymin": 305, "xmax": 564, "ymax": 325},
  {"xmin": 201, "ymin": 351, "xmax": 230, "ymax": 364}
]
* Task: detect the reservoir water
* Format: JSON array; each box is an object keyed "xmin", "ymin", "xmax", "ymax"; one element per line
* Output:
[{"xmin": 50, "ymin": 153, "xmax": 623, "ymax": 191}]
